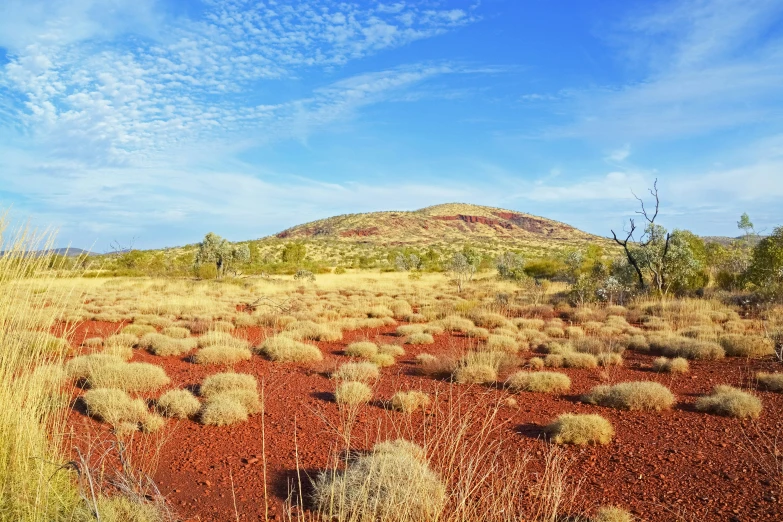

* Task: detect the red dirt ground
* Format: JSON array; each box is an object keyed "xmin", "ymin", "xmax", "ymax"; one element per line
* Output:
[{"xmin": 64, "ymin": 322, "xmax": 783, "ymax": 521}]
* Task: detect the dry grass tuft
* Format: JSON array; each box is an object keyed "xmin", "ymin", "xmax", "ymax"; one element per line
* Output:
[
  {"xmin": 82, "ymin": 361, "xmax": 170, "ymax": 392},
  {"xmin": 332, "ymin": 362, "xmax": 380, "ymax": 382},
  {"xmin": 105, "ymin": 333, "xmax": 139, "ymax": 350},
  {"xmin": 648, "ymin": 335, "xmax": 724, "ymax": 360},
  {"xmin": 406, "ymin": 332, "xmax": 435, "ymax": 345},
  {"xmin": 200, "ymin": 372, "xmax": 257, "ymax": 397},
  {"xmin": 582, "ymin": 381, "xmax": 675, "ymax": 411},
  {"xmin": 527, "ymin": 357, "xmax": 545, "ymax": 370},
  {"xmin": 756, "ymin": 372, "xmax": 783, "ymax": 392},
  {"xmin": 719, "ymin": 334, "xmax": 774, "ymax": 358},
  {"xmin": 121, "ymin": 324, "xmax": 157, "ymax": 337},
  {"xmin": 593, "ymin": 506, "xmax": 635, "ymax": 522},
  {"xmin": 335, "ymin": 381, "xmax": 373, "ymax": 405},
  {"xmin": 652, "ymin": 357, "xmax": 689, "ymax": 374},
  {"xmin": 192, "ymin": 345, "xmax": 252, "ymax": 365},
  {"xmin": 139, "ymin": 333, "xmax": 197, "ymax": 356},
  {"xmin": 83, "ymin": 388, "xmax": 149, "ymax": 426},
  {"xmin": 453, "ymin": 363, "xmax": 497, "ymax": 385},
  {"xmin": 695, "ymin": 385, "xmax": 762, "ymax": 419},
  {"xmin": 157, "ymin": 389, "xmax": 201, "ymax": 419},
  {"xmin": 199, "ymin": 396, "xmax": 248, "ymax": 426},
  {"xmin": 312, "ymin": 439, "xmax": 445, "ymax": 522},
  {"xmin": 506, "ymin": 371, "xmax": 571, "ymax": 393},
  {"xmin": 597, "ymin": 353, "xmax": 623, "ymax": 367},
  {"xmin": 258, "ymin": 336, "xmax": 323, "ymax": 363},
  {"xmin": 546, "ymin": 413, "xmax": 614, "ymax": 445},
  {"xmin": 369, "ymin": 353, "xmax": 396, "ymax": 367},
  {"xmin": 379, "ymin": 344, "xmax": 406, "ymax": 358},
  {"xmin": 161, "ymin": 326, "xmax": 190, "ymax": 339},
  {"xmin": 345, "ymin": 341, "xmax": 378, "ymax": 358},
  {"xmin": 486, "ymin": 334, "xmax": 519, "ymax": 352},
  {"xmin": 390, "ymin": 391, "xmax": 431, "ymax": 413}
]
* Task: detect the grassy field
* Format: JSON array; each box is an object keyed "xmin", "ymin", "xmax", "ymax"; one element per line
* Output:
[{"xmin": 2, "ymin": 221, "xmax": 783, "ymax": 521}]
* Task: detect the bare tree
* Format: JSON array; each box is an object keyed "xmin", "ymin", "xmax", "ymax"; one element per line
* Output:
[{"xmin": 611, "ymin": 179, "xmax": 671, "ymax": 290}]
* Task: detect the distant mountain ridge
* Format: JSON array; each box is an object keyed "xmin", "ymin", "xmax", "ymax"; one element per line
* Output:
[{"xmin": 274, "ymin": 203, "xmax": 600, "ymax": 246}]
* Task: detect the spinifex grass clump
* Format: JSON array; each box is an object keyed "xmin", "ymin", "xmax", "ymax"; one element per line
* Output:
[
  {"xmin": 582, "ymin": 381, "xmax": 675, "ymax": 411},
  {"xmin": 312, "ymin": 439, "xmax": 446, "ymax": 521},
  {"xmin": 695, "ymin": 385, "xmax": 762, "ymax": 419},
  {"xmin": 545, "ymin": 414, "xmax": 614, "ymax": 445}
]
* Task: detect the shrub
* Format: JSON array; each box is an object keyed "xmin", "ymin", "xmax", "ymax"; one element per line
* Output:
[
  {"xmin": 514, "ymin": 318, "xmax": 545, "ymax": 330},
  {"xmin": 85, "ymin": 362, "xmax": 170, "ymax": 392},
  {"xmin": 407, "ymin": 333, "xmax": 435, "ymax": 345},
  {"xmin": 369, "ymin": 353, "xmax": 396, "ymax": 367},
  {"xmin": 597, "ymin": 353, "xmax": 623, "ymax": 367},
  {"xmin": 333, "ymin": 362, "xmax": 380, "ymax": 382},
  {"xmin": 574, "ymin": 337, "xmax": 619, "ymax": 355},
  {"xmin": 345, "ymin": 341, "xmax": 378, "ymax": 358},
  {"xmin": 200, "ymin": 373, "xmax": 257, "ymax": 397},
  {"xmin": 593, "ymin": 506, "xmax": 634, "ymax": 522},
  {"xmin": 506, "ymin": 371, "xmax": 571, "ymax": 393},
  {"xmin": 527, "ymin": 357, "xmax": 545, "ymax": 370},
  {"xmin": 390, "ymin": 391, "xmax": 431, "ymax": 413},
  {"xmin": 161, "ymin": 326, "xmax": 190, "ymax": 339},
  {"xmin": 582, "ymin": 382, "xmax": 675, "ymax": 411},
  {"xmin": 192, "ymin": 345, "xmax": 252, "ymax": 365},
  {"xmin": 258, "ymin": 336, "xmax": 323, "ymax": 363},
  {"xmin": 652, "ymin": 357, "xmax": 689, "ymax": 374},
  {"xmin": 453, "ymin": 364, "xmax": 497, "ymax": 384},
  {"xmin": 312, "ymin": 440, "xmax": 445, "ymax": 522},
  {"xmin": 757, "ymin": 372, "xmax": 783, "ymax": 392},
  {"xmin": 121, "ymin": 324, "xmax": 156, "ymax": 337},
  {"xmin": 157, "ymin": 389, "xmax": 201, "ymax": 419},
  {"xmin": 83, "ymin": 388, "xmax": 148, "ymax": 426},
  {"xmin": 199, "ymin": 396, "xmax": 248, "ymax": 426},
  {"xmin": 695, "ymin": 385, "xmax": 762, "ymax": 419},
  {"xmin": 486, "ymin": 334, "xmax": 518, "ymax": 352},
  {"xmin": 719, "ymin": 335, "xmax": 774, "ymax": 358},
  {"xmin": 335, "ymin": 381, "xmax": 373, "ymax": 405},
  {"xmin": 545, "ymin": 414, "xmax": 614, "ymax": 445}
]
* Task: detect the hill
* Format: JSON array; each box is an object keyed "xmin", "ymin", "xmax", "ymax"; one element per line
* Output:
[{"xmin": 275, "ymin": 203, "xmax": 598, "ymax": 245}]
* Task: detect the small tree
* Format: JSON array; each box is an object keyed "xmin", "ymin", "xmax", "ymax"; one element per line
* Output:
[
  {"xmin": 395, "ymin": 253, "xmax": 421, "ymax": 272},
  {"xmin": 281, "ymin": 242, "xmax": 307, "ymax": 264},
  {"xmin": 496, "ymin": 252, "xmax": 526, "ymax": 281},
  {"xmin": 448, "ymin": 252, "xmax": 476, "ymax": 292},
  {"xmin": 193, "ymin": 233, "xmax": 250, "ymax": 279},
  {"xmin": 738, "ymin": 213, "xmax": 756, "ymax": 240},
  {"xmin": 747, "ymin": 226, "xmax": 783, "ymax": 299}
]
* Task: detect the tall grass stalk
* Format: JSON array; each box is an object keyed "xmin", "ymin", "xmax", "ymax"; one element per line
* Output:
[{"xmin": 0, "ymin": 217, "xmax": 83, "ymax": 520}]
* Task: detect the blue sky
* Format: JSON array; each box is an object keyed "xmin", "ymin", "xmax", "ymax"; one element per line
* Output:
[{"xmin": 1, "ymin": 0, "xmax": 781, "ymax": 250}]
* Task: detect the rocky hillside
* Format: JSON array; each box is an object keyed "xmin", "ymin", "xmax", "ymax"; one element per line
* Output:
[{"xmin": 274, "ymin": 203, "xmax": 599, "ymax": 246}]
